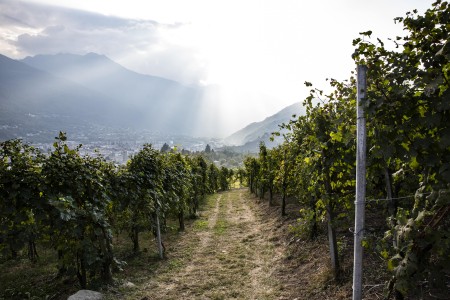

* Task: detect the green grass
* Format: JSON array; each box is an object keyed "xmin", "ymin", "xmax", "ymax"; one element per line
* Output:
[
  {"xmin": 0, "ymin": 246, "xmax": 79, "ymax": 300},
  {"xmin": 0, "ymin": 224, "xmax": 188, "ymax": 300},
  {"xmin": 213, "ymin": 219, "xmax": 228, "ymax": 235},
  {"xmin": 167, "ymin": 258, "xmax": 184, "ymax": 271},
  {"xmin": 204, "ymin": 194, "xmax": 218, "ymax": 209},
  {"xmin": 193, "ymin": 219, "xmax": 209, "ymax": 230},
  {"xmin": 2, "ymin": 191, "xmax": 274, "ymax": 300}
]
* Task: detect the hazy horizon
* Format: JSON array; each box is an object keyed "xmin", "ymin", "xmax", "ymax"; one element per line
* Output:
[{"xmin": 0, "ymin": 0, "xmax": 435, "ymax": 135}]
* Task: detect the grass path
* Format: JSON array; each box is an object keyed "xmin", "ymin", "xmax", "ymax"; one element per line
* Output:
[
  {"xmin": 1, "ymin": 188, "xmax": 358, "ymax": 299},
  {"xmin": 112, "ymin": 189, "xmax": 286, "ymax": 300}
]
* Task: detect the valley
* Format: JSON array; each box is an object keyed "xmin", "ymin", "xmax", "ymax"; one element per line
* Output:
[{"xmin": 0, "ymin": 53, "xmax": 301, "ymax": 152}]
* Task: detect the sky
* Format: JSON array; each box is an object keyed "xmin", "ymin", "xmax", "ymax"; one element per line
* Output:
[{"xmin": 0, "ymin": 0, "xmax": 436, "ymax": 136}]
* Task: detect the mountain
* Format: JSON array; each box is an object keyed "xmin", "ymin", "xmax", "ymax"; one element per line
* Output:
[
  {"xmin": 0, "ymin": 53, "xmax": 127, "ymax": 141},
  {"xmin": 0, "ymin": 52, "xmax": 302, "ymax": 145},
  {"xmin": 20, "ymin": 53, "xmax": 208, "ymax": 136},
  {"xmin": 224, "ymin": 102, "xmax": 304, "ymax": 147}
]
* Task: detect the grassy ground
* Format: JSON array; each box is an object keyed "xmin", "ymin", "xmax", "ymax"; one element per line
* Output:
[
  {"xmin": 1, "ymin": 188, "xmax": 398, "ymax": 300},
  {"xmin": 105, "ymin": 189, "xmax": 285, "ymax": 299},
  {"xmin": 103, "ymin": 189, "xmax": 391, "ymax": 299},
  {"xmin": 0, "ymin": 244, "xmax": 78, "ymax": 299}
]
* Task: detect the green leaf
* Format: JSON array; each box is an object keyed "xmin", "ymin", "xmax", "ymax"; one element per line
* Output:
[
  {"xmin": 387, "ymin": 259, "xmax": 395, "ymax": 271},
  {"xmin": 359, "ymin": 30, "xmax": 373, "ymax": 37},
  {"xmin": 409, "ymin": 156, "xmax": 419, "ymax": 169},
  {"xmin": 330, "ymin": 131, "xmax": 343, "ymax": 142},
  {"xmin": 361, "ymin": 239, "xmax": 369, "ymax": 248}
]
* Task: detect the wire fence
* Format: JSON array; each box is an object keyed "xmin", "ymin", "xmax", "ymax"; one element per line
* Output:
[{"xmin": 365, "ymin": 192, "xmax": 432, "ymax": 203}]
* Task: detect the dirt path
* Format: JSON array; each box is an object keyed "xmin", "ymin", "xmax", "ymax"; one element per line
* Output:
[{"xmin": 134, "ymin": 189, "xmax": 285, "ymax": 300}]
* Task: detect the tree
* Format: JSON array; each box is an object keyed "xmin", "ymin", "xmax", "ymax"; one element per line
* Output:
[
  {"xmin": 205, "ymin": 144, "xmax": 212, "ymax": 153},
  {"xmin": 259, "ymin": 142, "xmax": 278, "ymax": 206},
  {"xmin": 244, "ymin": 156, "xmax": 260, "ymax": 196},
  {"xmin": 219, "ymin": 166, "xmax": 230, "ymax": 191},
  {"xmin": 161, "ymin": 152, "xmax": 192, "ymax": 231},
  {"xmin": 236, "ymin": 168, "xmax": 247, "ymax": 188},
  {"xmin": 272, "ymin": 142, "xmax": 292, "ymax": 216},
  {"xmin": 127, "ymin": 144, "xmax": 165, "ymax": 258},
  {"xmin": 188, "ymin": 156, "xmax": 209, "ymax": 216},
  {"xmin": 207, "ymin": 163, "xmax": 220, "ymax": 193},
  {"xmin": 42, "ymin": 132, "xmax": 114, "ymax": 288},
  {"xmin": 110, "ymin": 165, "xmax": 144, "ymax": 253},
  {"xmin": 352, "ymin": 2, "xmax": 450, "ymax": 297},
  {"xmin": 160, "ymin": 143, "xmax": 171, "ymax": 153},
  {"xmin": 0, "ymin": 140, "xmax": 44, "ymax": 261}
]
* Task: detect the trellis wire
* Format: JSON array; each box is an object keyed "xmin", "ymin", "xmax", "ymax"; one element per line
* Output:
[{"xmin": 365, "ymin": 192, "xmax": 431, "ymax": 203}]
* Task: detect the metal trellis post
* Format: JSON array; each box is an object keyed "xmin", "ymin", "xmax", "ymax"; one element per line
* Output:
[{"xmin": 353, "ymin": 64, "xmax": 368, "ymax": 300}]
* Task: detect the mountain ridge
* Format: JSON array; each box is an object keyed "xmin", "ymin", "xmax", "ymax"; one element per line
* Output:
[
  {"xmin": 21, "ymin": 53, "xmax": 183, "ymax": 91},
  {"xmin": 0, "ymin": 53, "xmax": 125, "ymax": 141},
  {"xmin": 20, "ymin": 53, "xmax": 207, "ymax": 135},
  {"xmin": 1, "ymin": 52, "xmax": 301, "ymax": 145},
  {"xmin": 224, "ymin": 102, "xmax": 304, "ymax": 147}
]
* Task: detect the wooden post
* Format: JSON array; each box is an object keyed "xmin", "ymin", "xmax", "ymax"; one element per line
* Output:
[
  {"xmin": 353, "ymin": 64, "xmax": 367, "ymax": 300},
  {"xmin": 327, "ymin": 203, "xmax": 339, "ymax": 278},
  {"xmin": 155, "ymin": 207, "xmax": 164, "ymax": 259}
]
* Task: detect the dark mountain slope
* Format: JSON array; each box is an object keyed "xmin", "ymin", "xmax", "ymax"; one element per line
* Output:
[
  {"xmin": 21, "ymin": 53, "xmax": 204, "ymax": 135},
  {"xmin": 0, "ymin": 54, "xmax": 124, "ymax": 140}
]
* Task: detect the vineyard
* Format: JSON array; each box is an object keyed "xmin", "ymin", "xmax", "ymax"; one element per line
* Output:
[
  {"xmin": 1, "ymin": 1, "xmax": 450, "ymax": 300},
  {"xmin": 0, "ymin": 132, "xmax": 236, "ymax": 298},
  {"xmin": 244, "ymin": 1, "xmax": 450, "ymax": 299}
]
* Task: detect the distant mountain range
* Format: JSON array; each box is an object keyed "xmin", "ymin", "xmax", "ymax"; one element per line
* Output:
[
  {"xmin": 222, "ymin": 102, "xmax": 304, "ymax": 152},
  {"xmin": 0, "ymin": 52, "xmax": 303, "ymax": 147},
  {"xmin": 224, "ymin": 102, "xmax": 303, "ymax": 145},
  {"xmin": 21, "ymin": 53, "xmax": 204, "ymax": 133},
  {"xmin": 0, "ymin": 53, "xmax": 117, "ymax": 141},
  {"xmin": 0, "ymin": 53, "xmax": 213, "ymax": 140}
]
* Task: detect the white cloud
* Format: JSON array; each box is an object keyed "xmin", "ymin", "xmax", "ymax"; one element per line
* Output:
[{"xmin": 0, "ymin": 0, "xmax": 206, "ymax": 85}]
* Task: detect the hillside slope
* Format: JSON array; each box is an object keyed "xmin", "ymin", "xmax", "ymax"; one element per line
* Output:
[
  {"xmin": 21, "ymin": 53, "xmax": 206, "ymax": 136},
  {"xmin": 221, "ymin": 102, "xmax": 304, "ymax": 152},
  {"xmin": 224, "ymin": 102, "xmax": 304, "ymax": 146},
  {"xmin": 0, "ymin": 54, "xmax": 122, "ymax": 141}
]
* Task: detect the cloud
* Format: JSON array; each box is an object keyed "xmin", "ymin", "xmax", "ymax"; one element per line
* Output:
[{"xmin": 0, "ymin": 0, "xmax": 206, "ymax": 84}]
